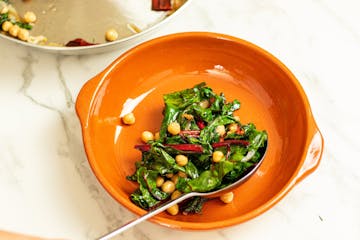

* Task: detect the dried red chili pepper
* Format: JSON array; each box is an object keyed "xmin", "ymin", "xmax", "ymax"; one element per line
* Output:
[{"xmin": 65, "ymin": 38, "xmax": 97, "ymax": 47}]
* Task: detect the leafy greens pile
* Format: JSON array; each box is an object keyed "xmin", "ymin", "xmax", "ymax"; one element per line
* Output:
[{"xmin": 127, "ymin": 82, "xmax": 267, "ymax": 214}]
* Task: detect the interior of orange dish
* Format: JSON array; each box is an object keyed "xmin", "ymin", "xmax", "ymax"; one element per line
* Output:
[{"xmin": 84, "ymin": 35, "xmax": 308, "ymax": 226}]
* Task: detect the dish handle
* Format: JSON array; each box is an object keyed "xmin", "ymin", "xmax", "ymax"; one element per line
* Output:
[
  {"xmin": 294, "ymin": 122, "xmax": 324, "ymax": 184},
  {"xmin": 75, "ymin": 72, "xmax": 104, "ymax": 126}
]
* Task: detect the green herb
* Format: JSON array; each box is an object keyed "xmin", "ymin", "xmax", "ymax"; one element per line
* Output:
[
  {"xmin": 14, "ymin": 21, "xmax": 32, "ymax": 30},
  {"xmin": 0, "ymin": 13, "xmax": 8, "ymax": 25},
  {"xmin": 1, "ymin": 13, "xmax": 33, "ymax": 30}
]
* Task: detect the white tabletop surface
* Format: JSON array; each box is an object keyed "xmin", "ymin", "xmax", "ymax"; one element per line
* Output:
[{"xmin": 1, "ymin": 0, "xmax": 359, "ymax": 239}]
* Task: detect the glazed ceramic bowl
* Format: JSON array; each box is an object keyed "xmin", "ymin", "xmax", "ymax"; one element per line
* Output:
[{"xmin": 76, "ymin": 32, "xmax": 324, "ymax": 230}]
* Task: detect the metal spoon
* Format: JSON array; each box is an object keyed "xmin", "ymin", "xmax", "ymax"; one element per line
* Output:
[{"xmin": 98, "ymin": 143, "xmax": 267, "ymax": 240}]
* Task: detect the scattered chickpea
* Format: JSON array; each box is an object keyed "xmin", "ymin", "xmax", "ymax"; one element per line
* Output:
[
  {"xmin": 166, "ymin": 204, "xmax": 179, "ymax": 215},
  {"xmin": 171, "ymin": 190, "xmax": 182, "ymax": 200},
  {"xmin": 2, "ymin": 21, "xmax": 13, "ymax": 32},
  {"xmin": 178, "ymin": 171, "xmax": 187, "ymax": 178},
  {"xmin": 182, "ymin": 113, "xmax": 194, "ymax": 120},
  {"xmin": 122, "ymin": 113, "xmax": 135, "ymax": 125},
  {"xmin": 18, "ymin": 28, "xmax": 29, "ymax": 41},
  {"xmin": 220, "ymin": 191, "xmax": 234, "ymax": 204},
  {"xmin": 171, "ymin": 174, "xmax": 179, "ymax": 185},
  {"xmin": 234, "ymin": 116, "xmax": 241, "ymax": 122},
  {"xmin": 154, "ymin": 131, "xmax": 160, "ymax": 140},
  {"xmin": 23, "ymin": 11, "xmax": 37, "ymax": 23},
  {"xmin": 156, "ymin": 176, "xmax": 164, "ymax": 187},
  {"xmin": 228, "ymin": 123, "xmax": 238, "ymax": 133},
  {"xmin": 175, "ymin": 154, "xmax": 188, "ymax": 167},
  {"xmin": 167, "ymin": 121, "xmax": 181, "ymax": 135},
  {"xmin": 8, "ymin": 24, "xmax": 20, "ymax": 37},
  {"xmin": 161, "ymin": 180, "xmax": 175, "ymax": 194},
  {"xmin": 199, "ymin": 99, "xmax": 210, "ymax": 109},
  {"xmin": 215, "ymin": 125, "xmax": 226, "ymax": 136},
  {"xmin": 141, "ymin": 131, "xmax": 154, "ymax": 143},
  {"xmin": 105, "ymin": 28, "xmax": 118, "ymax": 42},
  {"xmin": 212, "ymin": 150, "xmax": 224, "ymax": 163}
]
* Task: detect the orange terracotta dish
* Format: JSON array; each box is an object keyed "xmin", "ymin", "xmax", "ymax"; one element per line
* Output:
[{"xmin": 76, "ymin": 32, "xmax": 324, "ymax": 230}]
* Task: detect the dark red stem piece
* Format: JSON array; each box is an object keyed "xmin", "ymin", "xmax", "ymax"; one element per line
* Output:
[
  {"xmin": 212, "ymin": 139, "xmax": 249, "ymax": 148},
  {"xmin": 179, "ymin": 130, "xmax": 201, "ymax": 138},
  {"xmin": 135, "ymin": 143, "xmax": 204, "ymax": 153},
  {"xmin": 166, "ymin": 144, "xmax": 204, "ymax": 152},
  {"xmin": 135, "ymin": 140, "xmax": 249, "ymax": 154},
  {"xmin": 152, "ymin": 0, "xmax": 172, "ymax": 11},
  {"xmin": 196, "ymin": 120, "xmax": 206, "ymax": 130}
]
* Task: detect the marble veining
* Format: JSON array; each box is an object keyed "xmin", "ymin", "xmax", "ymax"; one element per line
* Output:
[{"xmin": 0, "ymin": 0, "xmax": 359, "ymax": 239}]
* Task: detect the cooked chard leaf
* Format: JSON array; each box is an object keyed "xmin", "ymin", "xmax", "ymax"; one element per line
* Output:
[
  {"xmin": 188, "ymin": 170, "xmax": 221, "ymax": 192},
  {"xmin": 222, "ymin": 99, "xmax": 240, "ymax": 115},
  {"xmin": 180, "ymin": 196, "xmax": 207, "ymax": 215},
  {"xmin": 184, "ymin": 161, "xmax": 199, "ymax": 179},
  {"xmin": 144, "ymin": 170, "xmax": 169, "ymax": 200},
  {"xmin": 200, "ymin": 115, "xmax": 235, "ymax": 145},
  {"xmin": 130, "ymin": 167, "xmax": 159, "ymax": 209}
]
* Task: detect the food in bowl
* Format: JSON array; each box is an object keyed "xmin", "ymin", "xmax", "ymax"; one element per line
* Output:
[
  {"xmin": 126, "ymin": 82, "xmax": 268, "ymax": 215},
  {"xmin": 75, "ymin": 32, "xmax": 323, "ymax": 230},
  {"xmin": 0, "ymin": 0, "xmax": 187, "ymax": 46}
]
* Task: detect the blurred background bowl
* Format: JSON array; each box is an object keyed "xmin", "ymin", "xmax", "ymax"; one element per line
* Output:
[
  {"xmin": 75, "ymin": 32, "xmax": 324, "ymax": 230},
  {"xmin": 0, "ymin": 0, "xmax": 191, "ymax": 55}
]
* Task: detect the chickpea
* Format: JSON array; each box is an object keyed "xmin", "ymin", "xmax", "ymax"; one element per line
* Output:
[
  {"xmin": 220, "ymin": 191, "xmax": 234, "ymax": 204},
  {"xmin": 228, "ymin": 123, "xmax": 238, "ymax": 133},
  {"xmin": 171, "ymin": 190, "xmax": 182, "ymax": 200},
  {"xmin": 8, "ymin": 24, "xmax": 20, "ymax": 37},
  {"xmin": 154, "ymin": 131, "xmax": 160, "ymax": 140},
  {"xmin": 182, "ymin": 113, "xmax": 194, "ymax": 120},
  {"xmin": 199, "ymin": 99, "xmax": 210, "ymax": 109},
  {"xmin": 215, "ymin": 125, "xmax": 226, "ymax": 136},
  {"xmin": 167, "ymin": 121, "xmax": 181, "ymax": 135},
  {"xmin": 171, "ymin": 174, "xmax": 179, "ymax": 185},
  {"xmin": 2, "ymin": 21, "xmax": 13, "ymax": 32},
  {"xmin": 175, "ymin": 154, "xmax": 188, "ymax": 167},
  {"xmin": 212, "ymin": 150, "xmax": 224, "ymax": 163},
  {"xmin": 105, "ymin": 28, "xmax": 118, "ymax": 42},
  {"xmin": 18, "ymin": 28, "xmax": 29, "ymax": 41},
  {"xmin": 156, "ymin": 176, "xmax": 164, "ymax": 187},
  {"xmin": 1, "ymin": 6, "xmax": 8, "ymax": 14},
  {"xmin": 166, "ymin": 204, "xmax": 179, "ymax": 215},
  {"xmin": 178, "ymin": 171, "xmax": 187, "ymax": 178},
  {"xmin": 122, "ymin": 113, "xmax": 135, "ymax": 125},
  {"xmin": 141, "ymin": 131, "xmax": 154, "ymax": 143},
  {"xmin": 23, "ymin": 11, "xmax": 37, "ymax": 23},
  {"xmin": 161, "ymin": 180, "xmax": 175, "ymax": 194},
  {"xmin": 234, "ymin": 116, "xmax": 241, "ymax": 122}
]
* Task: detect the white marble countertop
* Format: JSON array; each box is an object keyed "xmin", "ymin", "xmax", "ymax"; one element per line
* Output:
[{"xmin": 1, "ymin": 0, "xmax": 359, "ymax": 239}]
